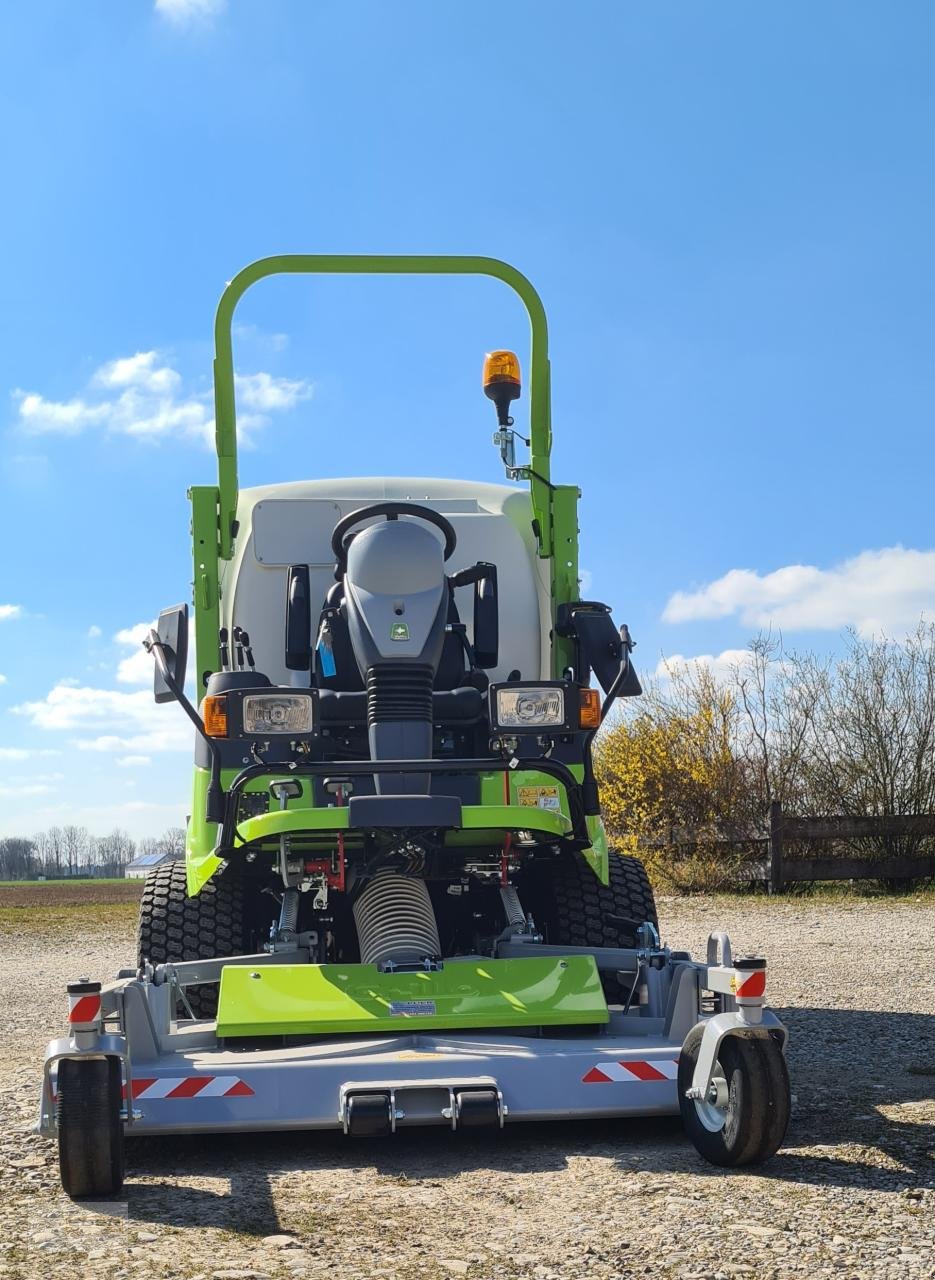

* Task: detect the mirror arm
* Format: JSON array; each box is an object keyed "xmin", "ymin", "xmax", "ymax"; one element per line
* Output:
[
  {"xmin": 580, "ymin": 627, "xmax": 638, "ymax": 817},
  {"xmin": 144, "ymin": 631, "xmax": 225, "ymax": 824}
]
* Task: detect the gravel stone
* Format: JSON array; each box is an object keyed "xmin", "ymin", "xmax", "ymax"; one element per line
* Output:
[{"xmin": 1, "ymin": 896, "xmax": 932, "ymax": 1280}]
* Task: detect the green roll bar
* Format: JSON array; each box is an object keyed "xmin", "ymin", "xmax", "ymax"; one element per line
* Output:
[
  {"xmin": 190, "ymin": 255, "xmax": 577, "ymax": 689},
  {"xmin": 213, "ymin": 255, "xmax": 553, "ymax": 559}
]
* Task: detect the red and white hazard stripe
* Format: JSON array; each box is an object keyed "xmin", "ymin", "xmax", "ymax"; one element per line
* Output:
[
  {"xmin": 124, "ymin": 1075, "xmax": 254, "ymax": 1100},
  {"xmin": 582, "ymin": 1058, "xmax": 680, "ymax": 1084},
  {"xmin": 735, "ymin": 970, "xmax": 766, "ymax": 999},
  {"xmin": 68, "ymin": 993, "xmax": 102, "ymax": 1028}
]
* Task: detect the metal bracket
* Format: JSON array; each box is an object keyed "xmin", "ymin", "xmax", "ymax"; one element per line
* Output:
[
  {"xmin": 685, "ymin": 1010, "xmax": 788, "ymax": 1101},
  {"xmin": 38, "ymin": 1034, "xmax": 131, "ymax": 1137},
  {"xmin": 339, "ymin": 1077, "xmax": 504, "ymax": 1134}
]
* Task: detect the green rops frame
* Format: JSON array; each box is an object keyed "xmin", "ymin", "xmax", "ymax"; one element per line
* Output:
[{"xmin": 189, "ymin": 255, "xmax": 580, "ymax": 689}]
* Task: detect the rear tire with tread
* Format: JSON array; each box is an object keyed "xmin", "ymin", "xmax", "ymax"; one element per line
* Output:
[
  {"xmin": 137, "ymin": 860, "xmax": 245, "ymax": 1018},
  {"xmin": 521, "ymin": 850, "xmax": 658, "ymax": 1003}
]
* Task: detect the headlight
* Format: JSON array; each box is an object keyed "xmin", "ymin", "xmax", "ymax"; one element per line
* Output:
[
  {"xmin": 491, "ymin": 683, "xmax": 571, "ymax": 730},
  {"xmin": 242, "ymin": 693, "xmax": 314, "ymax": 734}
]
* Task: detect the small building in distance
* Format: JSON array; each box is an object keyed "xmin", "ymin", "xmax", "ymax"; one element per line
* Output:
[{"xmin": 125, "ymin": 850, "xmax": 179, "ymax": 879}]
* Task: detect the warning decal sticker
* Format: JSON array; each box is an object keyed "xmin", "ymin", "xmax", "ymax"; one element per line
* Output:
[{"xmin": 517, "ymin": 785, "xmax": 561, "ymax": 811}]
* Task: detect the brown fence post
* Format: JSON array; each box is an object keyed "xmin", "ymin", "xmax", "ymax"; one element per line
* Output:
[{"xmin": 768, "ymin": 800, "xmax": 784, "ymax": 894}]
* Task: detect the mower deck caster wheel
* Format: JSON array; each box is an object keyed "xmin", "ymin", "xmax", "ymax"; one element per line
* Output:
[
  {"xmin": 56, "ymin": 1056, "xmax": 125, "ymax": 1200},
  {"xmin": 678, "ymin": 1024, "xmax": 790, "ymax": 1167}
]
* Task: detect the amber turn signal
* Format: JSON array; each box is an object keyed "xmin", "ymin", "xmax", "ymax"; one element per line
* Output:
[
  {"xmin": 203, "ymin": 694, "xmax": 229, "ymax": 737},
  {"xmin": 579, "ymin": 687, "xmax": 601, "ymax": 729}
]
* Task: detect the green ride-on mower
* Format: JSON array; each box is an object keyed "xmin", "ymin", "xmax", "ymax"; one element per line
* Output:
[{"xmin": 40, "ymin": 256, "xmax": 790, "ymax": 1199}]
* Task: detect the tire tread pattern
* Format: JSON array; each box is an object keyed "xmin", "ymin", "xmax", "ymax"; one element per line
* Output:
[
  {"xmin": 137, "ymin": 860, "xmax": 245, "ymax": 1018},
  {"xmin": 57, "ymin": 1056, "xmax": 124, "ymax": 1200},
  {"xmin": 522, "ymin": 850, "xmax": 658, "ymax": 1002}
]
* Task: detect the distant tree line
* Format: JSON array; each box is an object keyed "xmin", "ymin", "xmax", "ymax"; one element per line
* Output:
[{"xmin": 0, "ymin": 826, "xmax": 186, "ymax": 880}]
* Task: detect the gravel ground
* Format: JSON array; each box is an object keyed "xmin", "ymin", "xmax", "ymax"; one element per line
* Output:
[{"xmin": 1, "ymin": 894, "xmax": 932, "ymax": 1280}]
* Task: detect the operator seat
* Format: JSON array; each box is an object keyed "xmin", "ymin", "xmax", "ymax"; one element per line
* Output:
[{"xmin": 311, "ymin": 581, "xmax": 486, "ymax": 725}]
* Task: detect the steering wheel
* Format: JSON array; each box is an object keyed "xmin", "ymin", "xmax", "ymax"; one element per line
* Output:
[{"xmin": 331, "ymin": 502, "xmax": 458, "ymax": 573}]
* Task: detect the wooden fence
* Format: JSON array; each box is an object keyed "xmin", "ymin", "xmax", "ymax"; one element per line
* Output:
[{"xmin": 638, "ymin": 800, "xmax": 935, "ymax": 892}]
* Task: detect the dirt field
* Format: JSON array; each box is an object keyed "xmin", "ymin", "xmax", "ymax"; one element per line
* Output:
[
  {"xmin": 0, "ymin": 879, "xmax": 143, "ymax": 907},
  {"xmin": 0, "ymin": 893, "xmax": 931, "ymax": 1280}
]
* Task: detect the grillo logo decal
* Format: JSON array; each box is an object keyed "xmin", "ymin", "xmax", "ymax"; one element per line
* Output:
[{"xmin": 390, "ymin": 622, "xmax": 410, "ymax": 641}]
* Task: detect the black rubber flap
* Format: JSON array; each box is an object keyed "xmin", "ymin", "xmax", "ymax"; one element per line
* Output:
[{"xmin": 347, "ymin": 793, "xmax": 463, "ymax": 829}]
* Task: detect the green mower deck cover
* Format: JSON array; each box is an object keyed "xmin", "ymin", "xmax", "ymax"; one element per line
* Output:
[{"xmin": 216, "ymin": 955, "xmax": 608, "ymax": 1038}]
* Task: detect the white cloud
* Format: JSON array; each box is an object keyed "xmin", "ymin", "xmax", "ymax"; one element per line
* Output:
[
  {"xmin": 0, "ymin": 783, "xmax": 52, "ymax": 798},
  {"xmin": 14, "ymin": 352, "xmax": 311, "ymax": 450},
  {"xmin": 11, "ymin": 683, "xmax": 192, "ymax": 754},
  {"xmin": 0, "ymin": 747, "xmax": 60, "ymax": 761},
  {"xmin": 114, "ymin": 387, "xmax": 213, "ymax": 442},
  {"xmin": 0, "ymin": 798, "xmax": 186, "ymax": 841},
  {"xmin": 15, "ymin": 393, "xmax": 111, "ymax": 435},
  {"xmin": 116, "ymin": 755, "xmax": 152, "ymax": 768},
  {"xmin": 662, "ymin": 547, "xmax": 935, "ymax": 638},
  {"xmin": 154, "ymin": 0, "xmax": 226, "ymax": 25},
  {"xmin": 0, "ymin": 605, "xmax": 22, "ymax": 621},
  {"xmin": 654, "ymin": 649, "xmax": 753, "ymax": 684},
  {"xmin": 73, "ymin": 730, "xmax": 189, "ymax": 753},
  {"xmin": 87, "ymin": 625, "xmax": 102, "ymax": 639},
  {"xmin": 115, "ymin": 621, "xmax": 157, "ymax": 686},
  {"xmin": 235, "ymin": 371, "xmax": 312, "ymax": 412},
  {"xmin": 233, "ymin": 323, "xmax": 288, "ymax": 353},
  {"xmin": 93, "ymin": 351, "xmax": 180, "ymax": 394},
  {"xmin": 0, "ymin": 674, "xmax": 6, "ymax": 685},
  {"xmin": 114, "ymin": 616, "xmax": 194, "ymax": 687}
]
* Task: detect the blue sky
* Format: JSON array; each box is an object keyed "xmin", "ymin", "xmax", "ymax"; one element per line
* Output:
[{"xmin": 1, "ymin": 0, "xmax": 934, "ymax": 839}]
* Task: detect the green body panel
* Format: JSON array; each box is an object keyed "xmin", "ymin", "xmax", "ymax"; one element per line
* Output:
[
  {"xmin": 216, "ymin": 954, "xmax": 608, "ymax": 1038},
  {"xmin": 235, "ymin": 802, "xmax": 572, "ymax": 846},
  {"xmin": 583, "ymin": 814, "xmax": 610, "ymax": 885},
  {"xmin": 187, "ymin": 762, "xmax": 609, "ymax": 894},
  {"xmin": 189, "ymin": 485, "xmax": 221, "ymax": 695},
  {"xmin": 186, "ymin": 767, "xmax": 222, "ymax": 895},
  {"xmin": 549, "ymin": 484, "xmax": 580, "ymax": 677}
]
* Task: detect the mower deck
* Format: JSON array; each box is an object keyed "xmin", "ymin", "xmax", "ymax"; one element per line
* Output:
[{"xmin": 40, "ymin": 931, "xmax": 786, "ymax": 1140}]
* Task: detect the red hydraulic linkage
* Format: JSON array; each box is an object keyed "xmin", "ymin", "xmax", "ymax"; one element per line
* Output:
[{"xmin": 305, "ymin": 782, "xmax": 346, "ymax": 890}]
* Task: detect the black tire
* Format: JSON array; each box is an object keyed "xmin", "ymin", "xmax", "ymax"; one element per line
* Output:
[
  {"xmin": 521, "ymin": 850, "xmax": 657, "ymax": 1003},
  {"xmin": 678, "ymin": 1024, "xmax": 791, "ymax": 1167},
  {"xmin": 137, "ymin": 860, "xmax": 246, "ymax": 1019},
  {"xmin": 57, "ymin": 1056, "xmax": 124, "ymax": 1200}
]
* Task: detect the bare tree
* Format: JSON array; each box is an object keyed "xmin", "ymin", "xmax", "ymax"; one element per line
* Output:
[
  {"xmin": 788, "ymin": 623, "xmax": 935, "ymax": 860},
  {"xmin": 36, "ymin": 826, "xmax": 65, "ymax": 877},
  {"xmin": 0, "ymin": 837, "xmax": 38, "ymax": 880},
  {"xmin": 159, "ymin": 827, "xmax": 186, "ymax": 859},
  {"xmin": 730, "ymin": 633, "xmax": 818, "ymax": 815},
  {"xmin": 92, "ymin": 829, "xmax": 136, "ymax": 878},
  {"xmin": 61, "ymin": 825, "xmax": 90, "ymax": 877}
]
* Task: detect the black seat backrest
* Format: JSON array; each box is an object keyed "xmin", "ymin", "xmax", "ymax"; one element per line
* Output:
[
  {"xmin": 433, "ymin": 592, "xmax": 467, "ymax": 691},
  {"xmin": 313, "ymin": 582, "xmax": 364, "ymax": 691},
  {"xmin": 313, "ymin": 582, "xmax": 469, "ymax": 693}
]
